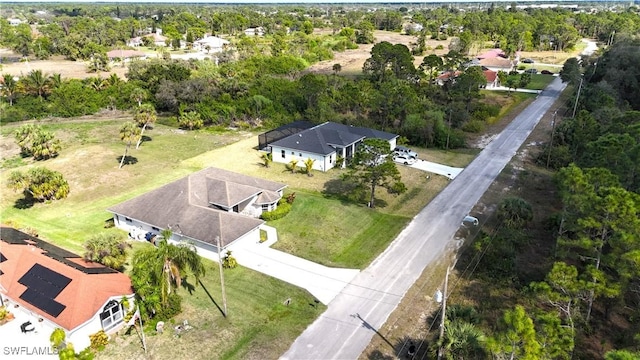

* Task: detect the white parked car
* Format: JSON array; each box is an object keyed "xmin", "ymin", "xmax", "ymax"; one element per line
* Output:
[
  {"xmin": 393, "ymin": 155, "xmax": 417, "ymax": 165},
  {"xmin": 394, "ymin": 146, "xmax": 418, "ymax": 159}
]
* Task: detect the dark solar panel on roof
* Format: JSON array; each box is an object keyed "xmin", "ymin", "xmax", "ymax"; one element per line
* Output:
[
  {"xmin": 18, "ymin": 263, "xmax": 71, "ymax": 297},
  {"xmin": 19, "ymin": 288, "xmax": 66, "ymax": 317},
  {"xmin": 17, "ymin": 264, "xmax": 71, "ymax": 317}
]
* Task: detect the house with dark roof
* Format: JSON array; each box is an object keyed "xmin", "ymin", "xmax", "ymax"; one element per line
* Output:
[
  {"xmin": 268, "ymin": 122, "xmax": 398, "ymax": 172},
  {"xmin": 0, "ymin": 227, "xmax": 134, "ymax": 352},
  {"xmin": 107, "ymin": 168, "xmax": 286, "ymax": 258}
]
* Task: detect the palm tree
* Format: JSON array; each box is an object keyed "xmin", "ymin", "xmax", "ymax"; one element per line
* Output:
[
  {"xmin": 23, "ymin": 69, "xmax": 50, "ymax": 99},
  {"xmin": 1, "ymin": 74, "xmax": 19, "ymax": 106},
  {"xmin": 130, "ymin": 87, "xmax": 147, "ymax": 107},
  {"xmin": 440, "ymin": 319, "xmax": 486, "ymax": 360},
  {"xmin": 178, "ymin": 111, "xmax": 203, "ymax": 130},
  {"xmin": 303, "ymin": 158, "xmax": 315, "ymax": 176},
  {"xmin": 133, "ymin": 104, "xmax": 157, "ymax": 149},
  {"xmin": 131, "ymin": 230, "xmax": 205, "ymax": 307},
  {"xmin": 49, "ymin": 73, "xmax": 62, "ymax": 90},
  {"xmin": 105, "ymin": 73, "xmax": 122, "ymax": 88},
  {"xmin": 119, "ymin": 122, "xmax": 140, "ymax": 169},
  {"xmin": 86, "ymin": 76, "xmax": 106, "ymax": 92},
  {"xmin": 261, "ymin": 152, "xmax": 272, "ymax": 168}
]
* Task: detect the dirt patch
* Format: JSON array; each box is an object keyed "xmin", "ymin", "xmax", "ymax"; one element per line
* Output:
[
  {"xmin": 307, "ymin": 30, "xmax": 450, "ymax": 76},
  {"xmin": 0, "ymin": 53, "xmax": 128, "ymax": 80}
]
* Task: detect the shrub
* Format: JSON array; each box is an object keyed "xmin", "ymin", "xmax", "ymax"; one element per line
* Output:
[
  {"xmin": 435, "ymin": 44, "xmax": 444, "ymax": 50},
  {"xmin": 462, "ymin": 120, "xmax": 485, "ymax": 133},
  {"xmin": 89, "ymin": 330, "xmax": 109, "ymax": 351},
  {"xmin": 222, "ymin": 251, "xmax": 238, "ymax": 269},
  {"xmin": 155, "ymin": 293, "xmax": 182, "ymax": 320},
  {"xmin": 261, "ymin": 200, "xmax": 292, "ymax": 221},
  {"xmin": 0, "ymin": 306, "xmax": 8, "ymax": 321}
]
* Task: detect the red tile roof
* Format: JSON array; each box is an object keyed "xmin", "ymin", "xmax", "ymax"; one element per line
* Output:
[
  {"xmin": 483, "ymin": 70, "xmax": 498, "ymax": 82},
  {"xmin": 0, "ymin": 231, "xmax": 133, "ymax": 331}
]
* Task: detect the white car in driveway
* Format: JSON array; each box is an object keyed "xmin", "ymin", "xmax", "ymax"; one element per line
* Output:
[{"xmin": 393, "ymin": 155, "xmax": 417, "ymax": 165}]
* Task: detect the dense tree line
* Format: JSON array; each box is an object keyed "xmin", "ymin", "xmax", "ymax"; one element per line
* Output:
[{"xmin": 446, "ymin": 38, "xmax": 640, "ymax": 359}]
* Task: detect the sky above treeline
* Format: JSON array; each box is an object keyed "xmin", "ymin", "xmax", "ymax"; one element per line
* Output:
[{"xmin": 3, "ymin": 0, "xmax": 600, "ymax": 3}]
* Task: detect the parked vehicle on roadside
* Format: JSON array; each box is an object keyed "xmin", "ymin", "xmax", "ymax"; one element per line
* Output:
[
  {"xmin": 521, "ymin": 58, "xmax": 534, "ymax": 64},
  {"xmin": 541, "ymin": 70, "xmax": 553, "ymax": 75},
  {"xmin": 524, "ymin": 68, "xmax": 538, "ymax": 74}
]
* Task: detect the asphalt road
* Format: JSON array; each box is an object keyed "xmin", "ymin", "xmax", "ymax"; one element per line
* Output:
[{"xmin": 281, "ymin": 77, "xmax": 567, "ymax": 360}]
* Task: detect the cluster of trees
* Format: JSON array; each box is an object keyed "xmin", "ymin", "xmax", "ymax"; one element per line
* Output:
[
  {"xmin": 3, "ymin": 42, "xmax": 497, "ymax": 150},
  {"xmin": 3, "ymin": 4, "xmax": 637, "ymax": 62},
  {"xmin": 440, "ymin": 38, "xmax": 640, "ymax": 359}
]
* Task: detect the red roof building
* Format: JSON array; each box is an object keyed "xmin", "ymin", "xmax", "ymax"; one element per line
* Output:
[{"xmin": 0, "ymin": 227, "xmax": 134, "ymax": 351}]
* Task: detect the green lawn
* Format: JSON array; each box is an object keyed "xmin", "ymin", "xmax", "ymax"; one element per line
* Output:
[
  {"xmin": 270, "ymin": 191, "xmax": 410, "ymax": 268},
  {"xmin": 525, "ymin": 74, "xmax": 556, "ymax": 90},
  {"xmin": 97, "ymin": 254, "xmax": 325, "ymax": 360}
]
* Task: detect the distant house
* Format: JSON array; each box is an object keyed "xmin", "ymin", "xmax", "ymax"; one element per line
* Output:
[
  {"xmin": 472, "ymin": 57, "xmax": 515, "ymax": 72},
  {"xmin": 436, "ymin": 70, "xmax": 462, "ymax": 86},
  {"xmin": 193, "ymin": 36, "xmax": 229, "ymax": 53},
  {"xmin": 476, "ymin": 48, "xmax": 505, "ymax": 60},
  {"xmin": 127, "ymin": 37, "xmax": 143, "ymax": 47},
  {"xmin": 8, "ymin": 18, "xmax": 22, "ymax": 26},
  {"xmin": 268, "ymin": 122, "xmax": 398, "ymax": 172},
  {"xmin": 483, "ymin": 69, "xmax": 501, "ymax": 88},
  {"xmin": 244, "ymin": 27, "xmax": 265, "ymax": 36},
  {"xmin": 0, "ymin": 227, "xmax": 134, "ymax": 352},
  {"xmin": 144, "ymin": 33, "xmax": 167, "ymax": 47},
  {"xmin": 107, "ymin": 168, "xmax": 286, "ymax": 258}
]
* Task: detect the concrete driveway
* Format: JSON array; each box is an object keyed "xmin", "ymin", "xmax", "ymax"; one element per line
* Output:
[
  {"xmin": 406, "ymin": 159, "xmax": 464, "ymax": 180},
  {"xmin": 228, "ymin": 226, "xmax": 360, "ymax": 305}
]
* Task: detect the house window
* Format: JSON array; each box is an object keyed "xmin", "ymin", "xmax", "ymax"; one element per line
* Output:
[
  {"xmin": 100, "ymin": 300, "xmax": 124, "ymax": 332},
  {"xmin": 152, "ymin": 226, "xmax": 159, "ymax": 231},
  {"xmin": 125, "ymin": 218, "xmax": 132, "ymax": 223},
  {"xmin": 329, "ymin": 155, "xmax": 332, "ymax": 164},
  {"xmin": 299, "ymin": 153, "xmax": 302, "ymax": 157},
  {"xmin": 281, "ymin": 150, "xmax": 285, "ymax": 158},
  {"xmin": 262, "ymin": 204, "xmax": 270, "ymax": 211},
  {"xmin": 291, "ymin": 151, "xmax": 294, "ymax": 155}
]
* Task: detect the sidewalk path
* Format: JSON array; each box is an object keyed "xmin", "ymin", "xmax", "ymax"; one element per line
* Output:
[{"xmin": 409, "ymin": 159, "xmax": 463, "ymax": 180}]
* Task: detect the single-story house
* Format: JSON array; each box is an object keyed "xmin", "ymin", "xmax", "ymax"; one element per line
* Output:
[
  {"xmin": 483, "ymin": 69, "xmax": 500, "ymax": 88},
  {"xmin": 107, "ymin": 167, "xmax": 286, "ymax": 258},
  {"xmin": 0, "ymin": 227, "xmax": 134, "ymax": 352},
  {"xmin": 127, "ymin": 37, "xmax": 143, "ymax": 47},
  {"xmin": 144, "ymin": 33, "xmax": 167, "ymax": 47},
  {"xmin": 268, "ymin": 122, "xmax": 398, "ymax": 172},
  {"xmin": 473, "ymin": 57, "xmax": 515, "ymax": 72},
  {"xmin": 9, "ymin": 18, "xmax": 22, "ymax": 26},
  {"xmin": 244, "ymin": 27, "xmax": 265, "ymax": 36},
  {"xmin": 477, "ymin": 48, "xmax": 505, "ymax": 59},
  {"xmin": 193, "ymin": 36, "xmax": 229, "ymax": 53},
  {"xmin": 436, "ymin": 70, "xmax": 462, "ymax": 86}
]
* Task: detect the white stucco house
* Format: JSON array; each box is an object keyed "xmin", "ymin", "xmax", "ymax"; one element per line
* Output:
[
  {"xmin": 268, "ymin": 122, "xmax": 398, "ymax": 172},
  {"xmin": 193, "ymin": 36, "xmax": 230, "ymax": 53},
  {"xmin": 0, "ymin": 227, "xmax": 134, "ymax": 353},
  {"xmin": 107, "ymin": 167, "xmax": 287, "ymax": 258}
]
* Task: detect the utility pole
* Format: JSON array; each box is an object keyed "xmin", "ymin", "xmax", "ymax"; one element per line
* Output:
[
  {"xmin": 572, "ymin": 77, "xmax": 583, "ymax": 119},
  {"xmin": 437, "ymin": 266, "xmax": 450, "ymax": 360},
  {"xmin": 546, "ymin": 110, "xmax": 558, "ymax": 169},
  {"xmin": 216, "ymin": 236, "xmax": 228, "ymax": 317}
]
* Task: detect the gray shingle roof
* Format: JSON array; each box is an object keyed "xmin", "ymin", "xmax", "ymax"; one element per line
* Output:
[
  {"xmin": 269, "ymin": 122, "xmax": 397, "ymax": 155},
  {"xmin": 107, "ymin": 168, "xmax": 286, "ymax": 247}
]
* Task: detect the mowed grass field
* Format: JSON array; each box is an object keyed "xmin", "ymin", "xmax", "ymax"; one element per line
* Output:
[{"xmin": 0, "ymin": 116, "xmax": 477, "ymax": 359}]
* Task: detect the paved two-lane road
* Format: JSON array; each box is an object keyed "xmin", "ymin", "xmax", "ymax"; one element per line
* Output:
[{"xmin": 282, "ymin": 77, "xmax": 567, "ymax": 360}]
